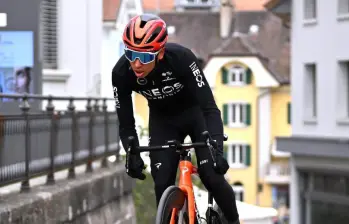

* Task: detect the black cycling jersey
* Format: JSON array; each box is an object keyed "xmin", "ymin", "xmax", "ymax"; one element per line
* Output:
[{"xmin": 112, "ymin": 43, "xmax": 224, "ymax": 151}]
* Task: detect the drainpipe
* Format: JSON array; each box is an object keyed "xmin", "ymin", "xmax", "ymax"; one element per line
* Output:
[{"xmin": 255, "ymin": 88, "xmax": 270, "ymax": 206}]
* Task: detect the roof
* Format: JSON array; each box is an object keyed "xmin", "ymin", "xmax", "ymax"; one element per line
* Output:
[
  {"xmin": 141, "ymin": 0, "xmax": 269, "ymax": 12},
  {"xmin": 263, "ymin": 0, "xmax": 281, "ymax": 9},
  {"xmin": 103, "ymin": 0, "xmax": 121, "ymax": 21},
  {"xmin": 102, "ymin": 0, "xmax": 270, "ymax": 23},
  {"xmin": 142, "ymin": 0, "xmax": 174, "ymax": 13},
  {"xmin": 159, "ymin": 10, "xmax": 267, "ymax": 61},
  {"xmin": 213, "ymin": 15, "xmax": 290, "ymax": 84},
  {"xmin": 232, "ymin": 0, "xmax": 270, "ymax": 11}
]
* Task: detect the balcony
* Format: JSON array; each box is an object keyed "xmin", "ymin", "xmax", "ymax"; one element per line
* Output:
[
  {"xmin": 264, "ymin": 162, "xmax": 290, "ymax": 184},
  {"xmin": 175, "ymin": 0, "xmax": 220, "ymax": 9}
]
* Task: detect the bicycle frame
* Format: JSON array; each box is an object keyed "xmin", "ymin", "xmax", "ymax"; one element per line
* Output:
[
  {"xmin": 126, "ymin": 131, "xmax": 226, "ymax": 224},
  {"xmin": 170, "ymin": 150, "xmax": 216, "ymax": 224},
  {"xmin": 172, "ymin": 156, "xmax": 198, "ymax": 224}
]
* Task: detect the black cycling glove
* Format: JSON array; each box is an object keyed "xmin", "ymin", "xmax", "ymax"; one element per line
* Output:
[
  {"xmin": 211, "ymin": 139, "xmax": 229, "ymax": 175},
  {"xmin": 124, "ymin": 136, "xmax": 146, "ymax": 180},
  {"xmin": 126, "ymin": 153, "xmax": 146, "ymax": 180},
  {"xmin": 214, "ymin": 152, "xmax": 229, "ymax": 175}
]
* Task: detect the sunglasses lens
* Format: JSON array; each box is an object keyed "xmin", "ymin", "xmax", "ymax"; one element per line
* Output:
[{"xmin": 124, "ymin": 49, "xmax": 156, "ymax": 64}]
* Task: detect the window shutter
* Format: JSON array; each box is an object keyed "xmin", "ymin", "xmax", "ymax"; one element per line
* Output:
[
  {"xmin": 40, "ymin": 0, "xmax": 58, "ymax": 69},
  {"xmin": 223, "ymin": 144, "xmax": 228, "ymax": 159},
  {"xmin": 245, "ymin": 68, "xmax": 252, "ymax": 84},
  {"xmin": 244, "ymin": 104, "xmax": 251, "ymax": 125},
  {"xmin": 223, "ymin": 104, "xmax": 228, "ymax": 125},
  {"xmin": 221, "ymin": 67, "xmax": 229, "ymax": 84},
  {"xmin": 287, "ymin": 102, "xmax": 291, "ymax": 124},
  {"xmin": 245, "ymin": 145, "xmax": 251, "ymax": 166}
]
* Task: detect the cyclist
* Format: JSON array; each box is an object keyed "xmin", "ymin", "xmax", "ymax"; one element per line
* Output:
[{"xmin": 112, "ymin": 14, "xmax": 240, "ymax": 224}]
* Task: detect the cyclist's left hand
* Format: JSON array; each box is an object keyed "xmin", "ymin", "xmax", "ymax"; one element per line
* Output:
[{"xmin": 214, "ymin": 153, "xmax": 229, "ymax": 175}]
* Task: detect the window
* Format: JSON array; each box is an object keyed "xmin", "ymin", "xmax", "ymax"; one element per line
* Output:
[
  {"xmin": 299, "ymin": 171, "xmax": 349, "ymax": 224},
  {"xmin": 304, "ymin": 0, "xmax": 317, "ymax": 20},
  {"xmin": 338, "ymin": 0, "xmax": 349, "ymax": 15},
  {"xmin": 287, "ymin": 102, "xmax": 291, "ymax": 124},
  {"xmin": 224, "ymin": 144, "xmax": 251, "ymax": 167},
  {"xmin": 222, "ymin": 103, "xmax": 251, "ymax": 127},
  {"xmin": 337, "ymin": 61, "xmax": 349, "ymax": 119},
  {"xmin": 40, "ymin": 0, "xmax": 58, "ymax": 69},
  {"xmin": 311, "ymin": 201, "xmax": 349, "ymax": 224},
  {"xmin": 221, "ymin": 65, "xmax": 252, "ymax": 86},
  {"xmin": 232, "ymin": 182, "xmax": 244, "ymax": 201},
  {"xmin": 304, "ymin": 64, "xmax": 317, "ymax": 119}
]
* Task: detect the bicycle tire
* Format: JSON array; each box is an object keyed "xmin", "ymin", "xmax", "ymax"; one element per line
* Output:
[{"xmin": 155, "ymin": 186, "xmax": 186, "ymax": 224}]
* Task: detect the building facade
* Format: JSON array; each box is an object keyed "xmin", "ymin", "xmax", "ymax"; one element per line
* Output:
[{"xmin": 266, "ymin": 0, "xmax": 349, "ymax": 223}]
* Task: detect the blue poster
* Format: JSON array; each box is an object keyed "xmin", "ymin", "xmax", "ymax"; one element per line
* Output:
[{"xmin": 0, "ymin": 31, "xmax": 34, "ymax": 101}]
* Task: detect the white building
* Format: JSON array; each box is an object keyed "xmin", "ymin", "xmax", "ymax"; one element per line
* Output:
[
  {"xmin": 266, "ymin": 0, "xmax": 349, "ymax": 224},
  {"xmin": 101, "ymin": 0, "xmax": 143, "ymax": 111},
  {"xmin": 40, "ymin": 0, "xmax": 103, "ymax": 110},
  {"xmin": 40, "ymin": 0, "xmax": 144, "ymax": 111}
]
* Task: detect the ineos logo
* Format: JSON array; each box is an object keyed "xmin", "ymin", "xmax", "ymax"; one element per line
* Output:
[
  {"xmin": 138, "ymin": 82, "xmax": 184, "ymax": 100},
  {"xmin": 189, "ymin": 62, "xmax": 205, "ymax": 87}
]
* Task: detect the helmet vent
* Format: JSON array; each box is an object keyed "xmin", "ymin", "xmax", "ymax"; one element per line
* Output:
[
  {"xmin": 140, "ymin": 20, "xmax": 147, "ymax": 28},
  {"xmin": 157, "ymin": 30, "xmax": 168, "ymax": 43},
  {"xmin": 126, "ymin": 25, "xmax": 131, "ymax": 40},
  {"xmin": 145, "ymin": 27, "xmax": 162, "ymax": 44}
]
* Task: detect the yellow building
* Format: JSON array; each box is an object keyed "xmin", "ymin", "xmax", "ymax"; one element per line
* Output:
[
  {"xmin": 204, "ymin": 52, "xmax": 291, "ymax": 208},
  {"xmin": 134, "ymin": 52, "xmax": 291, "ymax": 209}
]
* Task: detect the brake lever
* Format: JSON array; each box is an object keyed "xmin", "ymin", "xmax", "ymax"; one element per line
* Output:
[
  {"xmin": 202, "ymin": 131, "xmax": 217, "ymax": 168},
  {"xmin": 126, "ymin": 136, "xmax": 136, "ymax": 173}
]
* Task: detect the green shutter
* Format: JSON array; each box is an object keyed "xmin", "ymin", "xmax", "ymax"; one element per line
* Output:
[
  {"xmin": 245, "ymin": 145, "xmax": 251, "ymax": 166},
  {"xmin": 287, "ymin": 102, "xmax": 291, "ymax": 124},
  {"xmin": 221, "ymin": 67, "xmax": 229, "ymax": 84},
  {"xmin": 244, "ymin": 104, "xmax": 251, "ymax": 125},
  {"xmin": 245, "ymin": 68, "xmax": 252, "ymax": 84},
  {"xmin": 223, "ymin": 144, "xmax": 228, "ymax": 159},
  {"xmin": 223, "ymin": 104, "xmax": 228, "ymax": 125}
]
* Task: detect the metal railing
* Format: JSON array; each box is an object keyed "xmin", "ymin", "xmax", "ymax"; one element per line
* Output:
[{"xmin": 0, "ymin": 93, "xmax": 120, "ymax": 192}]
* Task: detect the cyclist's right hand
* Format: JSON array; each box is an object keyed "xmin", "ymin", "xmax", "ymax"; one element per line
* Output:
[{"xmin": 126, "ymin": 153, "xmax": 146, "ymax": 180}]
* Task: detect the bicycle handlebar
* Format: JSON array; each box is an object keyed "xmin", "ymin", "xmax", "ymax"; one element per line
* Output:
[
  {"xmin": 125, "ymin": 131, "xmax": 228, "ymax": 174},
  {"xmin": 133, "ymin": 142, "xmax": 208, "ymax": 153}
]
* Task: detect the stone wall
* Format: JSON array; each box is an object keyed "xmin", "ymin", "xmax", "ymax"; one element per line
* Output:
[{"xmin": 0, "ymin": 163, "xmax": 135, "ymax": 224}]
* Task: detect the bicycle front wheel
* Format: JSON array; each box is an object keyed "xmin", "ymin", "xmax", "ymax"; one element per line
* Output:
[{"xmin": 155, "ymin": 186, "xmax": 187, "ymax": 224}]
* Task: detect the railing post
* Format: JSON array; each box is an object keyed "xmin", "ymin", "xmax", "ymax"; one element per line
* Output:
[
  {"xmin": 46, "ymin": 96, "xmax": 57, "ymax": 185},
  {"xmin": 86, "ymin": 98, "xmax": 94, "ymax": 173},
  {"xmin": 68, "ymin": 98, "xmax": 77, "ymax": 179},
  {"xmin": 20, "ymin": 95, "xmax": 31, "ymax": 193},
  {"xmin": 101, "ymin": 98, "xmax": 109, "ymax": 168}
]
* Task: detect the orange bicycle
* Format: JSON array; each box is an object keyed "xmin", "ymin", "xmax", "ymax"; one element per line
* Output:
[{"xmin": 126, "ymin": 131, "xmax": 229, "ymax": 224}]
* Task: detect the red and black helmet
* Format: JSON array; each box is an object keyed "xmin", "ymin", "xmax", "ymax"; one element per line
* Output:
[{"xmin": 122, "ymin": 14, "xmax": 168, "ymax": 52}]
